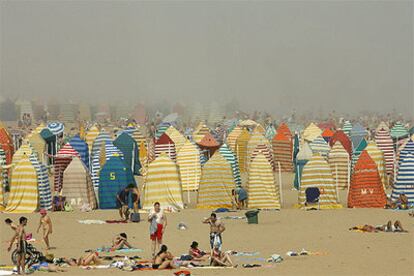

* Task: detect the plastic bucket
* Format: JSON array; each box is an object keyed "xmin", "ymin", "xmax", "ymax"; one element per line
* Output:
[{"xmin": 245, "ymin": 210, "xmax": 259, "ymax": 224}]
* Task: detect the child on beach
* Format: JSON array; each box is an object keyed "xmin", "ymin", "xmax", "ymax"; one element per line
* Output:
[{"xmin": 36, "ymin": 209, "xmax": 53, "ymax": 250}]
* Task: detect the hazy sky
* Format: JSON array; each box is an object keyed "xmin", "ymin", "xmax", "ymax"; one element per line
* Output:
[{"xmin": 0, "ymin": 0, "xmax": 413, "ymax": 115}]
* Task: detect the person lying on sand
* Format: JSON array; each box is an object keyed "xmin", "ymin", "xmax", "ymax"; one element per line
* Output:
[
  {"xmin": 111, "ymin": 233, "xmax": 133, "ymax": 250},
  {"xmin": 188, "ymin": 241, "xmax": 210, "ymax": 262},
  {"xmin": 211, "ymin": 245, "xmax": 237, "ymax": 268},
  {"xmin": 349, "ymin": 220, "xmax": 407, "ymax": 233},
  {"xmin": 31, "ymin": 256, "xmax": 66, "ymax": 272},
  {"xmin": 63, "ymin": 251, "xmax": 102, "ymax": 266},
  {"xmin": 152, "ymin": 245, "xmax": 177, "ymax": 269}
]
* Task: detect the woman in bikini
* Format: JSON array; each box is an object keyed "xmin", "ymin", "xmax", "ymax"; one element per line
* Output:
[
  {"xmin": 152, "ymin": 245, "xmax": 177, "ymax": 269},
  {"xmin": 188, "ymin": 241, "xmax": 209, "ymax": 262}
]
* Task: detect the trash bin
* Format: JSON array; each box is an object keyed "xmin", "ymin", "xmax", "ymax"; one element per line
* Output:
[{"xmin": 245, "ymin": 210, "xmax": 259, "ymax": 224}]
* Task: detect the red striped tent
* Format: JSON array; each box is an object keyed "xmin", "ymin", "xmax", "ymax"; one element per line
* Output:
[
  {"xmin": 329, "ymin": 130, "xmax": 352, "ymax": 158},
  {"xmin": 154, "ymin": 133, "xmax": 176, "ymax": 162},
  {"xmin": 374, "ymin": 128, "xmax": 394, "ymax": 175},
  {"xmin": 272, "ymin": 132, "xmax": 293, "ymax": 172},
  {"xmin": 0, "ymin": 127, "xmax": 14, "ymax": 165},
  {"xmin": 54, "ymin": 143, "xmax": 80, "ymax": 192},
  {"xmin": 348, "ymin": 151, "xmax": 386, "ymax": 208}
]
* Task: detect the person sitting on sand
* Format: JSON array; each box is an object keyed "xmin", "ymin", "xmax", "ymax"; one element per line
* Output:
[
  {"xmin": 152, "ymin": 245, "xmax": 177, "ymax": 269},
  {"xmin": 111, "ymin": 233, "xmax": 133, "ymax": 250},
  {"xmin": 385, "ymin": 194, "xmax": 409, "ymax": 209},
  {"xmin": 188, "ymin": 241, "xmax": 209, "ymax": 262},
  {"xmin": 210, "ymin": 244, "xmax": 236, "ymax": 268}
]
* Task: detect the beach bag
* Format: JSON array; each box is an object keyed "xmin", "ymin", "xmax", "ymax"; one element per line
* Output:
[{"xmin": 130, "ymin": 212, "xmax": 140, "ymax": 223}]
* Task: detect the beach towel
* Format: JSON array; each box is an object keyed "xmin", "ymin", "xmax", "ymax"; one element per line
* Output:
[
  {"xmin": 78, "ymin": 220, "xmax": 106, "ymax": 224},
  {"xmin": 105, "ymin": 220, "xmax": 128, "ymax": 224}
]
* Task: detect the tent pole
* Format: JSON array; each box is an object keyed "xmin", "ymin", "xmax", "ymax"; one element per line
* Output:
[
  {"xmin": 297, "ymin": 164, "xmax": 301, "ymax": 190},
  {"xmin": 278, "ymin": 161, "xmax": 283, "ymax": 206},
  {"xmin": 335, "ymin": 164, "xmax": 339, "ymax": 201}
]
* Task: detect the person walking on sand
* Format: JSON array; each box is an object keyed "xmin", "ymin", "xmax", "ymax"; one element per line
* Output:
[
  {"xmin": 203, "ymin": 213, "xmax": 225, "ymax": 250},
  {"xmin": 9, "ymin": 217, "xmax": 28, "ymax": 275},
  {"xmin": 36, "ymin": 209, "xmax": 53, "ymax": 250},
  {"xmin": 148, "ymin": 202, "xmax": 167, "ymax": 257}
]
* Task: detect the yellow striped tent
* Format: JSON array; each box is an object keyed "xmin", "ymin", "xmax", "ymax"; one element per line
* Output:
[
  {"xmin": 365, "ymin": 141, "xmax": 387, "ymax": 189},
  {"xmin": 176, "ymin": 140, "xmax": 201, "ymax": 191},
  {"xmin": 303, "ymin": 123, "xmax": 322, "ymax": 142},
  {"xmin": 165, "ymin": 126, "xmax": 187, "ymax": 152},
  {"xmin": 193, "ymin": 123, "xmax": 210, "ymax": 144},
  {"xmin": 139, "ymin": 140, "xmax": 148, "ymax": 176},
  {"xmin": 28, "ymin": 132, "xmax": 46, "ymax": 164},
  {"xmin": 5, "ymin": 156, "xmax": 39, "ymax": 213},
  {"xmin": 236, "ymin": 129, "xmax": 251, "ymax": 173},
  {"xmin": 247, "ymin": 131, "xmax": 271, "ymax": 160},
  {"xmin": 197, "ymin": 152, "xmax": 234, "ymax": 209},
  {"xmin": 226, "ymin": 126, "xmax": 243, "ymax": 152},
  {"xmin": 250, "ymin": 144, "xmax": 274, "ymax": 171},
  {"xmin": 12, "ymin": 144, "xmax": 33, "ymax": 167},
  {"xmin": 248, "ymin": 152, "xmax": 280, "ymax": 209},
  {"xmin": 298, "ymin": 154, "xmax": 341, "ymax": 209},
  {"xmin": 62, "ymin": 157, "xmax": 97, "ymax": 209},
  {"xmin": 328, "ymin": 141, "xmax": 350, "ymax": 189},
  {"xmin": 142, "ymin": 153, "xmax": 184, "ymax": 211},
  {"xmin": 85, "ymin": 125, "xmax": 100, "ymax": 153},
  {"xmin": 253, "ymin": 124, "xmax": 266, "ymax": 134}
]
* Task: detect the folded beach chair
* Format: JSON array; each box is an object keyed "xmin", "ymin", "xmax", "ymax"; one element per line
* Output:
[{"xmin": 305, "ymin": 187, "xmax": 320, "ymax": 210}]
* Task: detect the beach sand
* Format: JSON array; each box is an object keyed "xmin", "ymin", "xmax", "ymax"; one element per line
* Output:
[{"xmin": 1, "ymin": 173, "xmax": 413, "ymax": 275}]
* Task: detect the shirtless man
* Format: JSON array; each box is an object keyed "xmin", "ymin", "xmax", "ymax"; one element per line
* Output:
[
  {"xmin": 202, "ymin": 213, "xmax": 225, "ymax": 250},
  {"xmin": 130, "ymin": 185, "xmax": 141, "ymax": 213},
  {"xmin": 9, "ymin": 217, "xmax": 28, "ymax": 275},
  {"xmin": 148, "ymin": 202, "xmax": 167, "ymax": 257},
  {"xmin": 36, "ymin": 209, "xmax": 53, "ymax": 250}
]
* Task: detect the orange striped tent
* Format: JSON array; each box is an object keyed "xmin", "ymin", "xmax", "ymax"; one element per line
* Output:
[
  {"xmin": 236, "ymin": 129, "xmax": 251, "ymax": 173},
  {"xmin": 197, "ymin": 132, "xmax": 220, "ymax": 157},
  {"xmin": 348, "ymin": 151, "xmax": 386, "ymax": 208},
  {"xmin": 277, "ymin": 123, "xmax": 292, "ymax": 141},
  {"xmin": 322, "ymin": 129, "xmax": 334, "ymax": 143},
  {"xmin": 272, "ymin": 132, "xmax": 293, "ymax": 172}
]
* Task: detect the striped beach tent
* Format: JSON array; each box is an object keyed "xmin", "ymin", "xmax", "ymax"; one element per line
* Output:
[
  {"xmin": 69, "ymin": 135, "xmax": 89, "ymax": 167},
  {"xmin": 235, "ymin": 129, "xmax": 251, "ymax": 173},
  {"xmin": 398, "ymin": 140, "xmax": 414, "ymax": 166},
  {"xmin": 342, "ymin": 121, "xmax": 352, "ymax": 136},
  {"xmin": 54, "ymin": 143, "xmax": 80, "ymax": 192},
  {"xmin": 248, "ymin": 152, "xmax": 280, "ymax": 209},
  {"xmin": 250, "ymin": 143, "xmax": 274, "ymax": 172},
  {"xmin": 253, "ymin": 124, "xmax": 266, "ymax": 135},
  {"xmin": 47, "ymin": 122, "xmax": 64, "ymax": 136},
  {"xmin": 272, "ymin": 132, "xmax": 293, "ymax": 172},
  {"xmin": 277, "ymin": 123, "xmax": 292, "ymax": 140},
  {"xmin": 11, "ymin": 144, "xmax": 33, "ymax": 166},
  {"xmin": 0, "ymin": 148, "xmax": 7, "ymax": 190},
  {"xmin": 328, "ymin": 141, "xmax": 350, "ymax": 189},
  {"xmin": 303, "ymin": 123, "xmax": 322, "ymax": 142},
  {"xmin": 138, "ymin": 141, "xmax": 148, "ymax": 174},
  {"xmin": 0, "ymin": 166, "xmax": 3, "ymax": 211},
  {"xmin": 197, "ymin": 152, "xmax": 234, "ymax": 209},
  {"xmin": 27, "ymin": 153, "xmax": 52, "ymax": 210},
  {"xmin": 193, "ymin": 123, "xmax": 210, "ymax": 144},
  {"xmin": 293, "ymin": 142, "xmax": 313, "ymax": 190},
  {"xmin": 265, "ymin": 124, "xmax": 276, "ymax": 141},
  {"xmin": 219, "ymin": 144, "xmax": 242, "ymax": 188},
  {"xmin": 142, "ymin": 153, "xmax": 184, "ymax": 211},
  {"xmin": 390, "ymin": 122, "xmax": 409, "ymax": 139},
  {"xmin": 165, "ymin": 126, "xmax": 186, "ymax": 152},
  {"xmin": 176, "ymin": 140, "xmax": 201, "ymax": 191},
  {"xmin": 391, "ymin": 153, "xmax": 414, "ymax": 204},
  {"xmin": 62, "ymin": 157, "xmax": 97, "ymax": 209},
  {"xmin": 226, "ymin": 126, "xmax": 243, "ymax": 152},
  {"xmin": 155, "ymin": 122, "xmax": 171, "ymax": 140},
  {"xmin": 350, "ymin": 123, "xmax": 367, "ymax": 150},
  {"xmin": 247, "ymin": 131, "xmax": 271, "ymax": 159},
  {"xmin": 365, "ymin": 141, "xmax": 387, "ymax": 188},
  {"xmin": 113, "ymin": 132, "xmax": 141, "ymax": 175},
  {"xmin": 375, "ymin": 128, "xmax": 394, "ymax": 175},
  {"xmin": 376, "ymin": 121, "xmax": 389, "ymax": 133},
  {"xmin": 85, "ymin": 124, "xmax": 100, "ymax": 153},
  {"xmin": 98, "ymin": 156, "xmax": 136, "ymax": 209},
  {"xmin": 0, "ymin": 127, "xmax": 14, "ymax": 164},
  {"xmin": 91, "ymin": 139, "xmax": 123, "ymax": 188},
  {"xmin": 309, "ymin": 136, "xmax": 330, "ymax": 158},
  {"xmin": 321, "ymin": 129, "xmax": 334, "ymax": 143},
  {"xmin": 348, "ymin": 151, "xmax": 386, "ymax": 208},
  {"xmin": 329, "ymin": 130, "xmax": 352, "ymax": 158},
  {"xmin": 5, "ymin": 156, "xmax": 38, "ymax": 213},
  {"xmin": 154, "ymin": 133, "xmax": 177, "ymax": 161},
  {"xmin": 298, "ymin": 154, "xmax": 340, "ymax": 209},
  {"xmin": 352, "ymin": 138, "xmax": 367, "ymax": 168},
  {"xmin": 28, "ymin": 132, "xmax": 46, "ymax": 164}
]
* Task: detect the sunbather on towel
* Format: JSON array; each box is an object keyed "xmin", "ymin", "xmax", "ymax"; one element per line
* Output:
[
  {"xmin": 211, "ymin": 244, "xmax": 237, "ymax": 268},
  {"xmin": 152, "ymin": 245, "xmax": 177, "ymax": 269},
  {"xmin": 63, "ymin": 251, "xmax": 102, "ymax": 266},
  {"xmin": 111, "ymin": 233, "xmax": 133, "ymax": 250},
  {"xmin": 349, "ymin": 220, "xmax": 407, "ymax": 233},
  {"xmin": 188, "ymin": 241, "xmax": 210, "ymax": 261}
]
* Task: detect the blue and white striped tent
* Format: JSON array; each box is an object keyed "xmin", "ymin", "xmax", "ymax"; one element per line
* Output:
[
  {"xmin": 391, "ymin": 153, "xmax": 414, "ymax": 204},
  {"xmin": 69, "ymin": 135, "xmax": 89, "ymax": 168},
  {"xmin": 0, "ymin": 148, "xmax": 8, "ymax": 188},
  {"xmin": 350, "ymin": 123, "xmax": 367, "ymax": 150},
  {"xmin": 309, "ymin": 136, "xmax": 330, "ymax": 158},
  {"xmin": 398, "ymin": 140, "xmax": 414, "ymax": 166},
  {"xmin": 155, "ymin": 122, "xmax": 171, "ymax": 139},
  {"xmin": 29, "ymin": 153, "xmax": 52, "ymax": 210},
  {"xmin": 342, "ymin": 121, "xmax": 352, "ymax": 136},
  {"xmin": 47, "ymin": 122, "xmax": 65, "ymax": 136},
  {"xmin": 219, "ymin": 144, "xmax": 242, "ymax": 188}
]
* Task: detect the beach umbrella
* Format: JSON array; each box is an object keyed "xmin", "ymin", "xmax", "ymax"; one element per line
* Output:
[
  {"xmin": 142, "ymin": 153, "xmax": 184, "ymax": 211},
  {"xmin": 219, "ymin": 144, "xmax": 242, "ymax": 188},
  {"xmin": 235, "ymin": 129, "xmax": 251, "ymax": 173},
  {"xmin": 328, "ymin": 141, "xmax": 350, "ymax": 190},
  {"xmin": 69, "ymin": 135, "xmax": 89, "ymax": 168},
  {"xmin": 391, "ymin": 153, "xmax": 414, "ymax": 204},
  {"xmin": 329, "ymin": 130, "xmax": 352, "ymax": 158},
  {"xmin": 390, "ymin": 122, "xmax": 409, "ymax": 139},
  {"xmin": 247, "ymin": 152, "xmax": 280, "ymax": 209},
  {"xmin": 5, "ymin": 155, "xmax": 38, "ymax": 213},
  {"xmin": 113, "ymin": 132, "xmax": 141, "ymax": 175},
  {"xmin": 154, "ymin": 133, "xmax": 177, "ymax": 161},
  {"xmin": 98, "ymin": 156, "xmax": 136, "ymax": 209},
  {"xmin": 197, "ymin": 152, "xmax": 234, "ymax": 209},
  {"xmin": 226, "ymin": 126, "xmax": 243, "ymax": 152},
  {"xmin": 309, "ymin": 136, "xmax": 330, "ymax": 158},
  {"xmin": 365, "ymin": 141, "xmax": 387, "ymax": 189},
  {"xmin": 47, "ymin": 122, "xmax": 64, "ymax": 135},
  {"xmin": 298, "ymin": 154, "xmax": 340, "ymax": 209},
  {"xmin": 293, "ymin": 143, "xmax": 312, "ymax": 190},
  {"xmin": 176, "ymin": 140, "xmax": 202, "ymax": 191},
  {"xmin": 272, "ymin": 132, "xmax": 293, "ymax": 172},
  {"xmin": 374, "ymin": 128, "xmax": 394, "ymax": 175},
  {"xmin": 348, "ymin": 151, "xmax": 386, "ymax": 208},
  {"xmin": 302, "ymin": 123, "xmax": 322, "ymax": 142},
  {"xmin": 165, "ymin": 126, "xmax": 186, "ymax": 152},
  {"xmin": 342, "ymin": 121, "xmax": 352, "ymax": 136}
]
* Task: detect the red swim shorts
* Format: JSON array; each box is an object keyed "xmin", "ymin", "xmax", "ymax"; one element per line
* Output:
[{"xmin": 150, "ymin": 224, "xmax": 163, "ymax": 241}]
